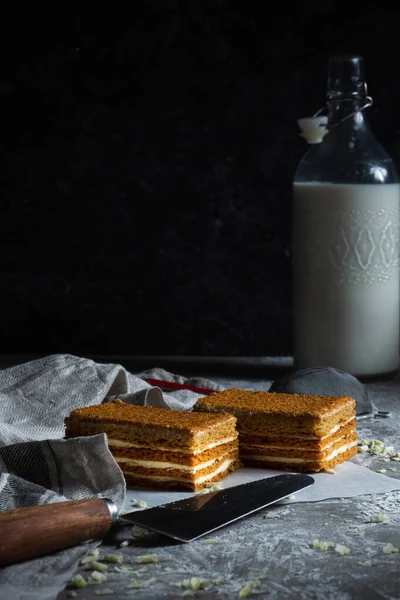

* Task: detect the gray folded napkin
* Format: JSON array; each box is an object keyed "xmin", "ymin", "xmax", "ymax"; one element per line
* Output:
[
  {"xmin": 269, "ymin": 366, "xmax": 383, "ymax": 418},
  {"xmin": 0, "ymin": 354, "xmax": 222, "ymax": 600}
]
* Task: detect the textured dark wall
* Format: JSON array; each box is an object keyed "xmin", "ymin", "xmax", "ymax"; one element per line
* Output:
[{"xmin": 2, "ymin": 2, "xmax": 399, "ymax": 356}]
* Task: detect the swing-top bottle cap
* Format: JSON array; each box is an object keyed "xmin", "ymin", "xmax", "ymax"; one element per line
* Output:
[
  {"xmin": 297, "ymin": 116, "xmax": 328, "ymax": 144},
  {"xmin": 297, "ymin": 55, "xmax": 370, "ymax": 144},
  {"xmin": 327, "ymin": 55, "xmax": 366, "ymax": 99}
]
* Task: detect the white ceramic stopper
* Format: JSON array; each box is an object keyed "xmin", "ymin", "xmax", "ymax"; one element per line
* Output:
[{"xmin": 297, "ymin": 116, "xmax": 328, "ymax": 144}]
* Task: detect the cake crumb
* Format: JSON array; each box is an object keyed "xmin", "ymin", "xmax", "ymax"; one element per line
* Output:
[
  {"xmin": 358, "ymin": 439, "xmax": 400, "ymax": 459},
  {"xmin": 80, "ymin": 548, "xmax": 100, "ymax": 565},
  {"xmin": 334, "ymin": 544, "xmax": 350, "ymax": 556},
  {"xmin": 119, "ymin": 540, "xmax": 130, "ymax": 548},
  {"xmin": 203, "ymin": 539, "xmax": 218, "ymax": 544},
  {"xmin": 88, "ymin": 571, "xmax": 107, "ymax": 584},
  {"xmin": 131, "ymin": 499, "xmax": 148, "ymax": 509},
  {"xmin": 376, "ymin": 468, "xmax": 387, "ymax": 474},
  {"xmin": 370, "ymin": 514, "xmax": 390, "ymax": 524},
  {"xmin": 197, "ymin": 482, "xmax": 223, "ymax": 494},
  {"xmin": 69, "ymin": 574, "xmax": 87, "ymax": 589},
  {"xmin": 175, "ymin": 576, "xmax": 224, "ymax": 592},
  {"xmin": 324, "ymin": 468, "xmax": 336, "ymax": 475},
  {"xmin": 94, "ymin": 590, "xmax": 115, "ymax": 596},
  {"xmin": 312, "ymin": 539, "xmax": 334, "ymax": 552},
  {"xmin": 103, "ymin": 553, "xmax": 124, "ymax": 564},
  {"xmin": 207, "ymin": 482, "xmax": 223, "ymax": 490},
  {"xmin": 135, "ymin": 554, "xmax": 158, "ymax": 564},
  {"xmin": 187, "ymin": 578, "xmax": 201, "ymax": 591},
  {"xmin": 383, "ymin": 543, "xmax": 398, "ymax": 554},
  {"xmin": 312, "ymin": 538, "xmax": 349, "ymax": 554},
  {"xmin": 239, "ymin": 580, "xmax": 260, "ymax": 597}
]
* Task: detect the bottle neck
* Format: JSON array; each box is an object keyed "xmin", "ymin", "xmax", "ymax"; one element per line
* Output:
[{"xmin": 327, "ymin": 96, "xmax": 365, "ymax": 128}]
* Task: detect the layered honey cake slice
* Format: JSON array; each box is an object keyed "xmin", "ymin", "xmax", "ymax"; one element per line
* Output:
[
  {"xmin": 193, "ymin": 390, "xmax": 357, "ymax": 472},
  {"xmin": 65, "ymin": 400, "xmax": 241, "ymax": 491}
]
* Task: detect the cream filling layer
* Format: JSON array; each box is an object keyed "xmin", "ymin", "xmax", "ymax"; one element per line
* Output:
[
  {"xmin": 320, "ymin": 417, "xmax": 356, "ymax": 439},
  {"xmin": 124, "ymin": 458, "xmax": 234, "ymax": 484},
  {"xmin": 107, "ymin": 436, "xmax": 236, "ymax": 454},
  {"xmin": 115, "ymin": 455, "xmax": 223, "ymax": 473},
  {"xmin": 242, "ymin": 430, "xmax": 356, "ymax": 452},
  {"xmin": 241, "ymin": 416, "xmax": 356, "ymax": 441},
  {"xmin": 193, "ymin": 418, "xmax": 236, "ymax": 436},
  {"xmin": 242, "ymin": 440, "xmax": 358, "ymax": 464}
]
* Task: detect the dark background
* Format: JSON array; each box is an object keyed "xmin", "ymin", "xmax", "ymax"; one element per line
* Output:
[{"xmin": 2, "ymin": 2, "xmax": 400, "ymax": 358}]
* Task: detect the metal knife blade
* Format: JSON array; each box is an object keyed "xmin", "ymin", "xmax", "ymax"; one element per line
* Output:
[{"xmin": 120, "ymin": 473, "xmax": 314, "ymax": 542}]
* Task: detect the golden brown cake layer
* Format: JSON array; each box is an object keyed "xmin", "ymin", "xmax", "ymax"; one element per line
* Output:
[
  {"xmin": 243, "ymin": 444, "xmax": 358, "ymax": 473},
  {"xmin": 66, "ymin": 398, "xmax": 236, "ymax": 432},
  {"xmin": 193, "ymin": 390, "xmax": 356, "ymax": 437},
  {"xmin": 65, "ymin": 400, "xmax": 237, "ymax": 453},
  {"xmin": 108, "ymin": 440, "xmax": 238, "ymax": 466},
  {"xmin": 241, "ymin": 430, "xmax": 357, "ymax": 461},
  {"xmin": 239, "ymin": 420, "xmax": 356, "ymax": 451},
  {"xmin": 124, "ymin": 457, "xmax": 241, "ymax": 492},
  {"xmin": 118, "ymin": 449, "xmax": 239, "ymax": 480}
]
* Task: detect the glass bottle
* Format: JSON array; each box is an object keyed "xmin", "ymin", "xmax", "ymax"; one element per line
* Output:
[{"xmin": 292, "ymin": 55, "xmax": 400, "ymax": 377}]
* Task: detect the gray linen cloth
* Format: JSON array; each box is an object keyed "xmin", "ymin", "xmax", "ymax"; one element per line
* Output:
[{"xmin": 0, "ymin": 354, "xmax": 223, "ymax": 600}]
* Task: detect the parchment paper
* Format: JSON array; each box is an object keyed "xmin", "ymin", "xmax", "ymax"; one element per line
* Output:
[{"xmin": 124, "ymin": 460, "xmax": 400, "ymax": 511}]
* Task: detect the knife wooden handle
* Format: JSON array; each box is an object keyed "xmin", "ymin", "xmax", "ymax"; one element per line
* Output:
[{"xmin": 0, "ymin": 498, "xmax": 114, "ymax": 566}]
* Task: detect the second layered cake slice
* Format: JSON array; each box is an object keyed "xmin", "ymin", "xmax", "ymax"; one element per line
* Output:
[
  {"xmin": 193, "ymin": 390, "xmax": 357, "ymax": 472},
  {"xmin": 65, "ymin": 400, "xmax": 241, "ymax": 491}
]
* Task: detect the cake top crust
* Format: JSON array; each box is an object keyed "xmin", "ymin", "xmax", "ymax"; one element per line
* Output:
[
  {"xmin": 66, "ymin": 399, "xmax": 236, "ymax": 432},
  {"xmin": 194, "ymin": 390, "xmax": 356, "ymax": 418}
]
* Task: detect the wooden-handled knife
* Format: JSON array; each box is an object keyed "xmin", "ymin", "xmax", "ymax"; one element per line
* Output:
[{"xmin": 0, "ymin": 473, "xmax": 314, "ymax": 566}]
